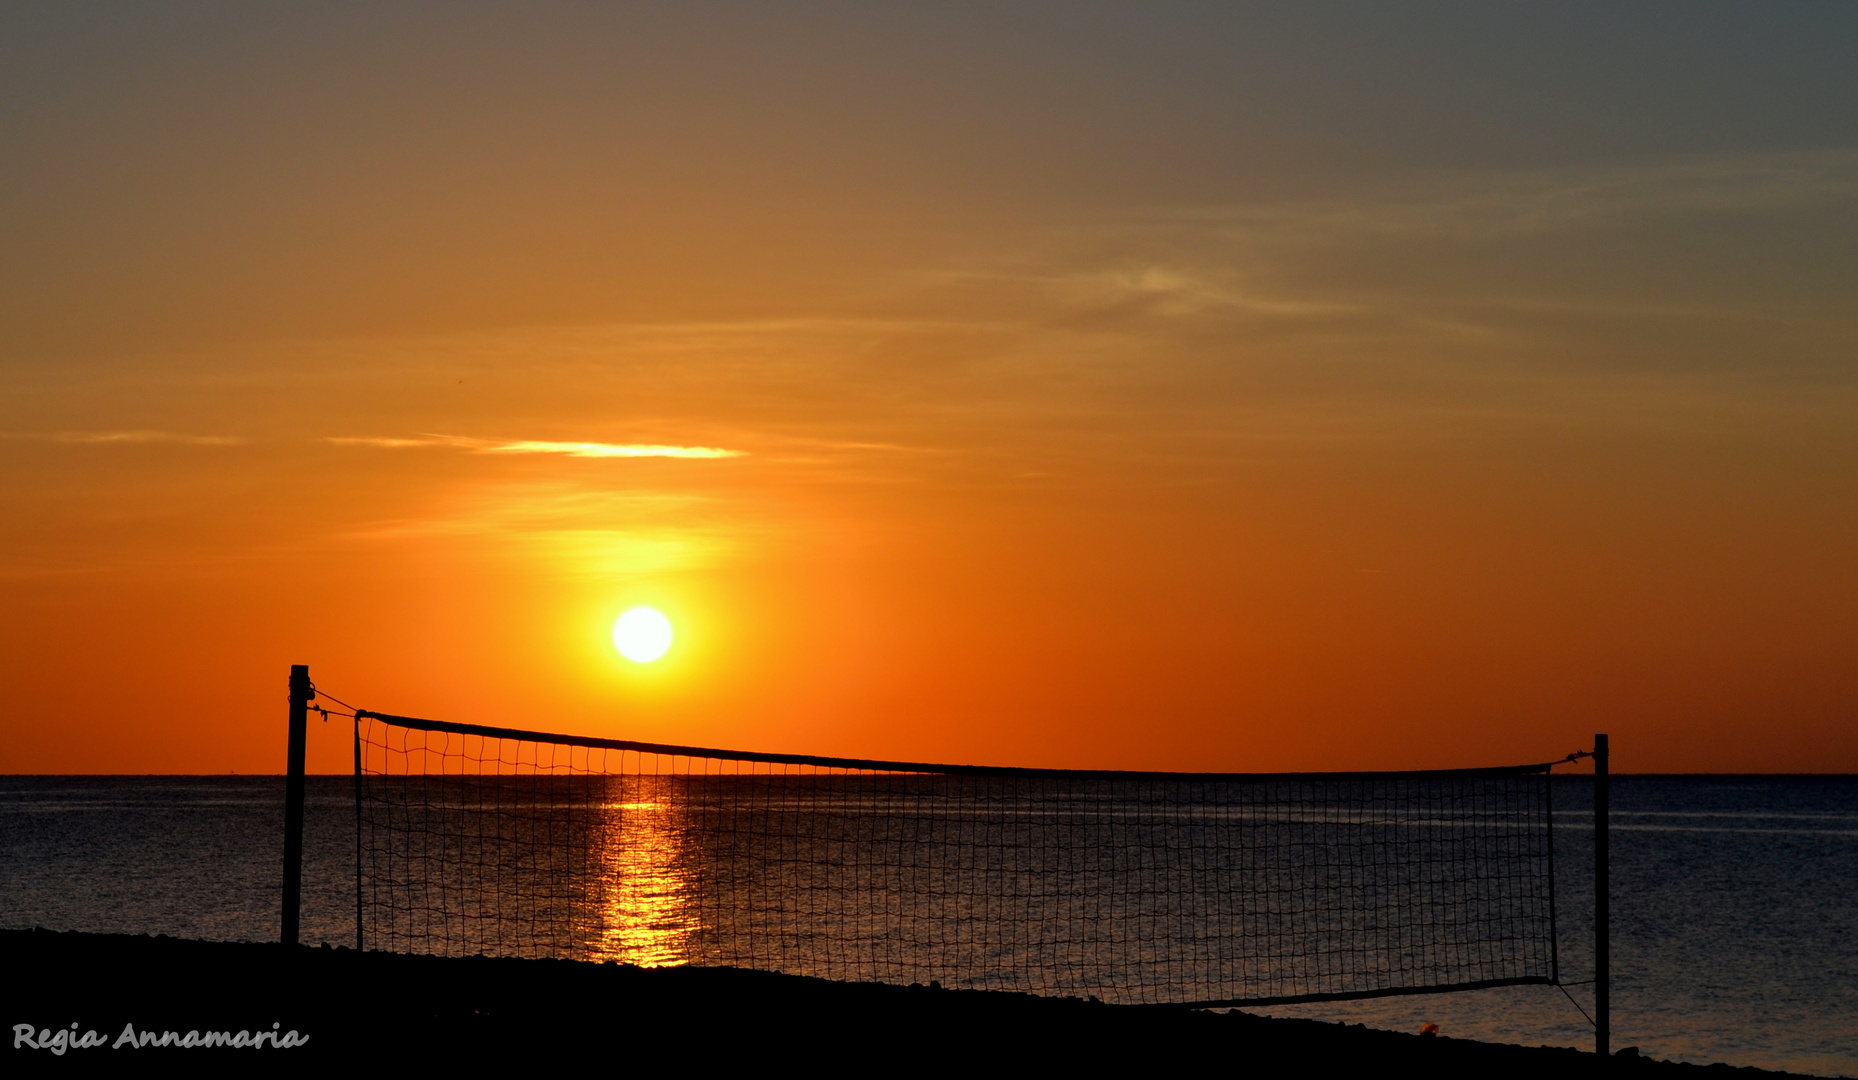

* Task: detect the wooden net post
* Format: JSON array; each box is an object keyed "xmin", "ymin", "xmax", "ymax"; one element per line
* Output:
[
  {"xmin": 281, "ymin": 664, "xmax": 313, "ymax": 945},
  {"xmin": 1594, "ymin": 732, "xmax": 1610, "ymax": 1061}
]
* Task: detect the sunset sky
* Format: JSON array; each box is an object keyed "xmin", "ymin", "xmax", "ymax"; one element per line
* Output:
[{"xmin": 3, "ymin": 4, "xmax": 1855, "ymax": 774}]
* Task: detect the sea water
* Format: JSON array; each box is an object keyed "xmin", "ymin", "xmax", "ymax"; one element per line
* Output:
[
  {"xmin": 0, "ymin": 775, "xmax": 1852, "ymax": 1075},
  {"xmin": 1256, "ymin": 777, "xmax": 1858, "ymax": 1077}
]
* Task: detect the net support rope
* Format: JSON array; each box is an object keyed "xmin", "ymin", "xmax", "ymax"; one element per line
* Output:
[{"xmin": 346, "ymin": 707, "xmax": 1565, "ymax": 1009}]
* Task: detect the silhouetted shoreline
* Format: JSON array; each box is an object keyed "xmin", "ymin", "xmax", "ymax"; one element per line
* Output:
[{"xmin": 0, "ymin": 929, "xmax": 1807, "ymax": 1074}]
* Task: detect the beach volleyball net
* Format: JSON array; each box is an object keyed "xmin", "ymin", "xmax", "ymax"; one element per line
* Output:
[{"xmin": 350, "ymin": 709, "xmax": 1563, "ymax": 1007}]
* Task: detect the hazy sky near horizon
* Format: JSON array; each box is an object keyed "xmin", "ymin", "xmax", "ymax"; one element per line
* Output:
[{"xmin": 3, "ymin": 3, "xmax": 1856, "ymax": 773}]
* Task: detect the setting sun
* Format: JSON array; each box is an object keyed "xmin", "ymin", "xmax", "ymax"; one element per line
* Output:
[{"xmin": 613, "ymin": 607, "xmax": 674, "ymax": 663}]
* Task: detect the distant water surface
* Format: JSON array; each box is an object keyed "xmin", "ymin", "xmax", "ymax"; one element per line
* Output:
[
  {"xmin": 0, "ymin": 774, "xmax": 1851, "ymax": 1076},
  {"xmin": 1254, "ymin": 777, "xmax": 1858, "ymax": 1078}
]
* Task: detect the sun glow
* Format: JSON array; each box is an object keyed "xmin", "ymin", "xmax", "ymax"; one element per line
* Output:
[{"xmin": 613, "ymin": 607, "xmax": 674, "ymax": 663}]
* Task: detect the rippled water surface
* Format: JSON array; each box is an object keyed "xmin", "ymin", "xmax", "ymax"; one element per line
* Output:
[
  {"xmin": 0, "ymin": 774, "xmax": 1852, "ymax": 1075},
  {"xmin": 1255, "ymin": 777, "xmax": 1858, "ymax": 1077}
]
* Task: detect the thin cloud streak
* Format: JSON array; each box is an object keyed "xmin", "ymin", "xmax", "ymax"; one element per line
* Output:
[
  {"xmin": 1100, "ymin": 149, "xmax": 1858, "ymax": 240},
  {"xmin": 326, "ymin": 435, "xmax": 744, "ymax": 459},
  {"xmin": 2, "ymin": 431, "xmax": 244, "ymax": 446},
  {"xmin": 485, "ymin": 440, "xmax": 741, "ymax": 459},
  {"xmin": 325, "ymin": 437, "xmax": 434, "ymax": 449}
]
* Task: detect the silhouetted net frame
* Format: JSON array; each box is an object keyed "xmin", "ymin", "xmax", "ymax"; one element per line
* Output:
[{"xmin": 354, "ymin": 709, "xmax": 1563, "ymax": 1008}]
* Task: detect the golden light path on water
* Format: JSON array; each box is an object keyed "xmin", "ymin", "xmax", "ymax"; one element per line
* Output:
[{"xmin": 586, "ymin": 792, "xmax": 698, "ymax": 966}]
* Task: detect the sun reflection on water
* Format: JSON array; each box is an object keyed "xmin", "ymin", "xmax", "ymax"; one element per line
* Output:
[{"xmin": 583, "ymin": 785, "xmax": 699, "ymax": 966}]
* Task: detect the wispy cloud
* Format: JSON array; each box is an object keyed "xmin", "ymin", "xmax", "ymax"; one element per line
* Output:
[
  {"xmin": 3, "ymin": 430, "xmax": 244, "ymax": 446},
  {"xmin": 324, "ymin": 436, "xmax": 433, "ymax": 449},
  {"xmin": 1176, "ymin": 148, "xmax": 1858, "ymax": 242},
  {"xmin": 326, "ymin": 435, "xmax": 743, "ymax": 459},
  {"xmin": 339, "ymin": 483, "xmax": 748, "ymax": 578},
  {"xmin": 482, "ymin": 440, "xmax": 741, "ymax": 459},
  {"xmin": 1053, "ymin": 266, "xmax": 1359, "ymax": 320}
]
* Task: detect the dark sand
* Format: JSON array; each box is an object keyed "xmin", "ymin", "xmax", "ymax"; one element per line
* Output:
[{"xmin": 0, "ymin": 929, "xmax": 1798, "ymax": 1074}]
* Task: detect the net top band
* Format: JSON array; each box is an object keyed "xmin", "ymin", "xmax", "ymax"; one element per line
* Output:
[{"xmin": 354, "ymin": 710, "xmax": 1565, "ymax": 783}]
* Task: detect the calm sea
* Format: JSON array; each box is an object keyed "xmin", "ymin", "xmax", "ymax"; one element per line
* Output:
[{"xmin": 0, "ymin": 774, "xmax": 1852, "ymax": 1076}]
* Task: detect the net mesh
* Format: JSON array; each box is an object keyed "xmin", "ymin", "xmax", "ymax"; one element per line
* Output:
[{"xmin": 355, "ymin": 711, "xmax": 1559, "ymax": 1007}]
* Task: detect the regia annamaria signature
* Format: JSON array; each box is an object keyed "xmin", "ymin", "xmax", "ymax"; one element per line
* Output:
[{"xmin": 13, "ymin": 1022, "xmax": 309, "ymax": 1053}]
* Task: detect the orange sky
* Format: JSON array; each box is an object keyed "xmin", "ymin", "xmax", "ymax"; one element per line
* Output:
[{"xmin": 3, "ymin": 5, "xmax": 1856, "ymax": 774}]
